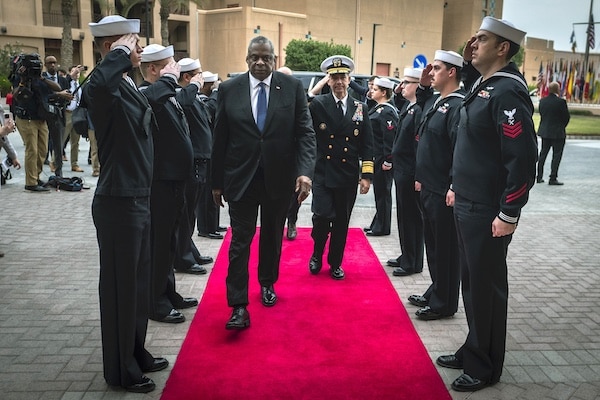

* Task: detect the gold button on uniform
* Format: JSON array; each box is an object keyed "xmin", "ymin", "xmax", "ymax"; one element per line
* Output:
[
  {"xmin": 328, "ymin": 144, "xmax": 333, "ymax": 149},
  {"xmin": 326, "ymin": 155, "xmax": 331, "ymax": 160}
]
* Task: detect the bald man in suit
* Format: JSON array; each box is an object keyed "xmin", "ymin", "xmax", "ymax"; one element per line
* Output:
[{"xmin": 212, "ymin": 36, "xmax": 316, "ymax": 330}]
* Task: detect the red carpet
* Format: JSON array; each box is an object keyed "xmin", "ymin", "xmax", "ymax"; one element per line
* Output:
[{"xmin": 161, "ymin": 228, "xmax": 450, "ymax": 400}]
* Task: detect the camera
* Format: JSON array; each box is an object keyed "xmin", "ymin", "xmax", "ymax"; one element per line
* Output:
[
  {"xmin": 83, "ymin": 65, "xmax": 88, "ymax": 71},
  {"xmin": 11, "ymin": 53, "xmax": 43, "ymax": 80}
]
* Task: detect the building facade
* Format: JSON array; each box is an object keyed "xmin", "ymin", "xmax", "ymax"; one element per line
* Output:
[{"xmin": 1, "ymin": 0, "xmax": 508, "ymax": 83}]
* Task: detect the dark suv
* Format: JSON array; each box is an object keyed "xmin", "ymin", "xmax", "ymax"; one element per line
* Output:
[{"xmin": 227, "ymin": 71, "xmax": 400, "ymax": 99}]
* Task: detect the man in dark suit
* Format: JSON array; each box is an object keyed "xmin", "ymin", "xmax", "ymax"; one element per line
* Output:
[
  {"xmin": 212, "ymin": 36, "xmax": 316, "ymax": 330},
  {"xmin": 537, "ymin": 81, "xmax": 570, "ymax": 185},
  {"xmin": 307, "ymin": 56, "xmax": 374, "ymax": 280},
  {"xmin": 43, "ymin": 55, "xmax": 73, "ymax": 177}
]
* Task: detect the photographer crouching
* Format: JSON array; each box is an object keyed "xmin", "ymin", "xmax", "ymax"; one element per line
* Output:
[
  {"xmin": 42, "ymin": 55, "xmax": 74, "ymax": 177},
  {"xmin": 9, "ymin": 53, "xmax": 65, "ymax": 192}
]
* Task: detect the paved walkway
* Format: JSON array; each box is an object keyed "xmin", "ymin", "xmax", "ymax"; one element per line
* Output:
[{"xmin": 0, "ymin": 133, "xmax": 599, "ymax": 400}]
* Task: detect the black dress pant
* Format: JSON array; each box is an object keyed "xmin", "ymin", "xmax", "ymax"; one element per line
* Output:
[
  {"xmin": 174, "ymin": 161, "xmax": 207, "ymax": 270},
  {"xmin": 197, "ymin": 161, "xmax": 220, "ymax": 233},
  {"xmin": 311, "ymin": 183, "xmax": 358, "ymax": 268},
  {"xmin": 394, "ymin": 174, "xmax": 424, "ymax": 272},
  {"xmin": 537, "ymin": 137, "xmax": 565, "ymax": 180},
  {"xmin": 287, "ymin": 191, "xmax": 301, "ymax": 224},
  {"xmin": 454, "ymin": 194, "xmax": 511, "ymax": 384},
  {"xmin": 47, "ymin": 115, "xmax": 65, "ymax": 176},
  {"xmin": 149, "ymin": 180, "xmax": 186, "ymax": 319},
  {"xmin": 226, "ymin": 172, "xmax": 290, "ymax": 307},
  {"xmin": 92, "ymin": 195, "xmax": 155, "ymax": 387},
  {"xmin": 420, "ymin": 188, "xmax": 460, "ymax": 316},
  {"xmin": 369, "ymin": 161, "xmax": 393, "ymax": 234}
]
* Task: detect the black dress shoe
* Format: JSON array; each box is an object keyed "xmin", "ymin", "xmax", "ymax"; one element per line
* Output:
[
  {"xmin": 175, "ymin": 297, "xmax": 198, "ymax": 309},
  {"xmin": 125, "ymin": 376, "xmax": 156, "ymax": 393},
  {"xmin": 196, "ymin": 255, "xmax": 214, "ymax": 265},
  {"xmin": 408, "ymin": 294, "xmax": 428, "ymax": 307},
  {"xmin": 25, "ymin": 185, "xmax": 50, "ymax": 192},
  {"xmin": 330, "ymin": 266, "xmax": 345, "ymax": 280},
  {"xmin": 198, "ymin": 231, "xmax": 224, "ymax": 239},
  {"xmin": 536, "ymin": 177, "xmax": 544, "ymax": 183},
  {"xmin": 386, "ymin": 257, "xmax": 401, "ymax": 267},
  {"xmin": 142, "ymin": 357, "xmax": 169, "ymax": 373},
  {"xmin": 416, "ymin": 306, "xmax": 453, "ymax": 321},
  {"xmin": 363, "ymin": 226, "xmax": 372, "ymax": 232},
  {"xmin": 178, "ymin": 264, "xmax": 207, "ymax": 275},
  {"xmin": 261, "ymin": 285, "xmax": 277, "ymax": 307},
  {"xmin": 309, "ymin": 255, "xmax": 322, "ymax": 274},
  {"xmin": 366, "ymin": 230, "xmax": 389, "ymax": 236},
  {"xmin": 436, "ymin": 354, "xmax": 463, "ymax": 369},
  {"xmin": 226, "ymin": 306, "xmax": 250, "ymax": 330},
  {"xmin": 153, "ymin": 309, "xmax": 185, "ymax": 324},
  {"xmin": 286, "ymin": 222, "xmax": 297, "ymax": 240},
  {"xmin": 549, "ymin": 179, "xmax": 564, "ymax": 185},
  {"xmin": 217, "ymin": 226, "xmax": 228, "ymax": 232},
  {"xmin": 451, "ymin": 373, "xmax": 491, "ymax": 392},
  {"xmin": 392, "ymin": 267, "xmax": 415, "ymax": 276}
]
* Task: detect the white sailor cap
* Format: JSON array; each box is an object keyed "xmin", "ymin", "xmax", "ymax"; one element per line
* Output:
[
  {"xmin": 178, "ymin": 58, "xmax": 201, "ymax": 72},
  {"xmin": 373, "ymin": 77, "xmax": 395, "ymax": 89},
  {"xmin": 320, "ymin": 55, "xmax": 354, "ymax": 74},
  {"xmin": 141, "ymin": 44, "xmax": 174, "ymax": 62},
  {"xmin": 479, "ymin": 16, "xmax": 526, "ymax": 45},
  {"xmin": 89, "ymin": 15, "xmax": 140, "ymax": 37},
  {"xmin": 403, "ymin": 67, "xmax": 422, "ymax": 80},
  {"xmin": 434, "ymin": 50, "xmax": 464, "ymax": 67},
  {"xmin": 202, "ymin": 71, "xmax": 218, "ymax": 82}
]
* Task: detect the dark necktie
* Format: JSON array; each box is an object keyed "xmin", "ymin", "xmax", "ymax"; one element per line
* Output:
[
  {"xmin": 50, "ymin": 75, "xmax": 56, "ymax": 81},
  {"xmin": 257, "ymin": 82, "xmax": 267, "ymax": 132},
  {"xmin": 337, "ymin": 100, "xmax": 344, "ymax": 119}
]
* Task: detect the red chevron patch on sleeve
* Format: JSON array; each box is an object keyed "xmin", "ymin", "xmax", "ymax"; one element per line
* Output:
[
  {"xmin": 502, "ymin": 121, "xmax": 523, "ymax": 139},
  {"xmin": 505, "ymin": 183, "xmax": 527, "ymax": 203}
]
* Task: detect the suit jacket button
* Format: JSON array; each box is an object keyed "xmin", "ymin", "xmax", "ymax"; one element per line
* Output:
[{"xmin": 342, "ymin": 158, "xmax": 346, "ymax": 162}]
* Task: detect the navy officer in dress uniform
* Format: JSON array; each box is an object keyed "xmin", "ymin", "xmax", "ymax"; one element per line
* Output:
[{"xmin": 308, "ymin": 55, "xmax": 374, "ymax": 280}]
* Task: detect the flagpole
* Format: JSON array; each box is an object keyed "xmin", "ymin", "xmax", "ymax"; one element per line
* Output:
[{"xmin": 583, "ymin": 0, "xmax": 594, "ymax": 102}]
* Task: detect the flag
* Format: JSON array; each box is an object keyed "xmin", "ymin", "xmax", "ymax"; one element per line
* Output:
[
  {"xmin": 588, "ymin": 13, "xmax": 596, "ymax": 49},
  {"xmin": 570, "ymin": 28, "xmax": 577, "ymax": 52}
]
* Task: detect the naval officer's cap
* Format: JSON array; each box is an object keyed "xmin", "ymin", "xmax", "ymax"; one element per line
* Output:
[{"xmin": 320, "ymin": 55, "xmax": 354, "ymax": 75}]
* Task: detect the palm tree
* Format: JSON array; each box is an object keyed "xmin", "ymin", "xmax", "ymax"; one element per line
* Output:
[
  {"xmin": 159, "ymin": 0, "xmax": 204, "ymax": 46},
  {"xmin": 60, "ymin": 0, "xmax": 74, "ymax": 69}
]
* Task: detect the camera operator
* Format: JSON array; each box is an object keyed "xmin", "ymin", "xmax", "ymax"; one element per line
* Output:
[
  {"xmin": 42, "ymin": 55, "xmax": 73, "ymax": 177},
  {"xmin": 10, "ymin": 52, "xmax": 62, "ymax": 192}
]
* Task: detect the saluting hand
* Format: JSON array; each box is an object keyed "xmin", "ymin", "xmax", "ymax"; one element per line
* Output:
[
  {"xmin": 463, "ymin": 36, "xmax": 476, "ymax": 62},
  {"xmin": 160, "ymin": 60, "xmax": 180, "ymax": 78},
  {"xmin": 111, "ymin": 33, "xmax": 139, "ymax": 52},
  {"xmin": 420, "ymin": 64, "xmax": 433, "ymax": 87}
]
